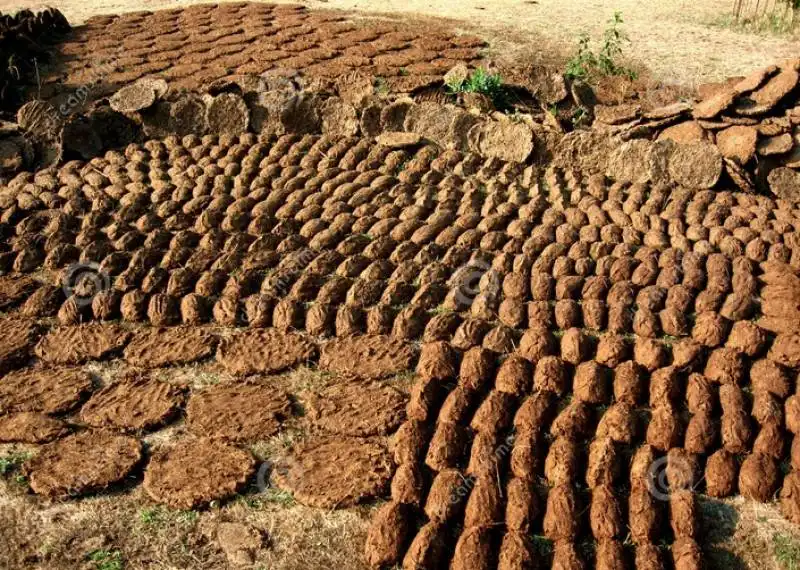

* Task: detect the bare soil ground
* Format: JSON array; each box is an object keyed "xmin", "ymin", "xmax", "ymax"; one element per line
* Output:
[{"xmin": 5, "ymin": 0, "xmax": 799, "ymax": 85}]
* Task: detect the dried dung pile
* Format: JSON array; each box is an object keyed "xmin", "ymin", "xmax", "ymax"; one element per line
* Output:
[{"xmin": 594, "ymin": 59, "xmax": 800, "ymax": 200}]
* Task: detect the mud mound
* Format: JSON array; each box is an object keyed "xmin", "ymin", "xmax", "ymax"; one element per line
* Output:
[
  {"xmin": 0, "ymin": 367, "xmax": 93, "ymax": 414},
  {"xmin": 123, "ymin": 327, "xmax": 218, "ymax": 367},
  {"xmin": 273, "ymin": 436, "xmax": 394, "ymax": 508},
  {"xmin": 319, "ymin": 335, "xmax": 416, "ymax": 379},
  {"xmin": 0, "ymin": 319, "xmax": 40, "ymax": 374},
  {"xmin": 304, "ymin": 382, "xmax": 407, "ymax": 436},
  {"xmin": 186, "ymin": 383, "xmax": 293, "ymax": 442},
  {"xmin": 24, "ymin": 430, "xmax": 142, "ymax": 498},
  {"xmin": 0, "ymin": 275, "xmax": 38, "ymax": 310},
  {"xmin": 79, "ymin": 375, "xmax": 186, "ymax": 432},
  {"xmin": 143, "ymin": 437, "xmax": 255, "ymax": 509},
  {"xmin": 35, "ymin": 324, "xmax": 131, "ymax": 364},
  {"xmin": 217, "ymin": 329, "xmax": 318, "ymax": 375},
  {"xmin": 0, "ymin": 412, "xmax": 69, "ymax": 443}
]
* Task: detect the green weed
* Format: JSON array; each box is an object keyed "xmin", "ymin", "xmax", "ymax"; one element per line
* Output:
[
  {"xmin": 565, "ymin": 11, "xmax": 637, "ymax": 82},
  {"xmin": 774, "ymin": 533, "xmax": 800, "ymax": 570},
  {"xmin": 446, "ymin": 66, "xmax": 509, "ymax": 110},
  {"xmin": 0, "ymin": 451, "xmax": 32, "ymax": 476},
  {"xmin": 87, "ymin": 549, "xmax": 124, "ymax": 570}
]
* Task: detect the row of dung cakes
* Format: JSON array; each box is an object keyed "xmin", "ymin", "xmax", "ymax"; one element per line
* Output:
[
  {"xmin": 589, "ymin": 59, "xmax": 800, "ymax": 202},
  {"xmin": 1, "ymin": 72, "xmax": 544, "ymax": 179}
]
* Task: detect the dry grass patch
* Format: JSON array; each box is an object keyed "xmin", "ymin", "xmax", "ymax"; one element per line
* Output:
[{"xmin": 702, "ymin": 496, "xmax": 800, "ymax": 570}]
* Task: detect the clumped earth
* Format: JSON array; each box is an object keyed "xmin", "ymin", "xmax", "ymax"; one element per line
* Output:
[{"xmin": 0, "ymin": 3, "xmax": 800, "ymax": 570}]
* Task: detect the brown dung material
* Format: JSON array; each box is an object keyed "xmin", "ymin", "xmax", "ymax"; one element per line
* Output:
[
  {"xmin": 124, "ymin": 327, "xmax": 218, "ymax": 367},
  {"xmin": 144, "ymin": 437, "xmax": 255, "ymax": 509},
  {"xmin": 305, "ymin": 382, "xmax": 406, "ymax": 436},
  {"xmin": 0, "ymin": 412, "xmax": 69, "ymax": 443},
  {"xmin": 218, "ymin": 328, "xmax": 318, "ymax": 375},
  {"xmin": 0, "ymin": 367, "xmax": 93, "ymax": 415},
  {"xmin": 273, "ymin": 436, "xmax": 393, "ymax": 508},
  {"xmin": 80, "ymin": 375, "xmax": 185, "ymax": 432},
  {"xmin": 26, "ymin": 430, "xmax": 142, "ymax": 498},
  {"xmin": 187, "ymin": 383, "xmax": 293, "ymax": 442},
  {"xmin": 320, "ymin": 335, "xmax": 416, "ymax": 378},
  {"xmin": 35, "ymin": 324, "xmax": 131, "ymax": 364}
]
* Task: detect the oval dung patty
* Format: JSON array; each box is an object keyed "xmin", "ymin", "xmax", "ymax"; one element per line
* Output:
[
  {"xmin": 216, "ymin": 329, "xmax": 318, "ymax": 375},
  {"xmin": 319, "ymin": 335, "xmax": 416, "ymax": 379},
  {"xmin": 304, "ymin": 382, "xmax": 407, "ymax": 437},
  {"xmin": 0, "ymin": 412, "xmax": 69, "ymax": 443},
  {"xmin": 79, "ymin": 376, "xmax": 186, "ymax": 432},
  {"xmin": 272, "ymin": 436, "xmax": 394, "ymax": 508},
  {"xmin": 124, "ymin": 327, "xmax": 218, "ymax": 368},
  {"xmin": 35, "ymin": 324, "xmax": 131, "ymax": 364},
  {"xmin": 0, "ymin": 367, "xmax": 93, "ymax": 414},
  {"xmin": 186, "ymin": 383, "xmax": 293, "ymax": 442},
  {"xmin": 25, "ymin": 430, "xmax": 142, "ymax": 498},
  {"xmin": 0, "ymin": 318, "xmax": 41, "ymax": 374},
  {"xmin": 143, "ymin": 437, "xmax": 255, "ymax": 509},
  {"xmin": 0, "ymin": 275, "xmax": 38, "ymax": 310}
]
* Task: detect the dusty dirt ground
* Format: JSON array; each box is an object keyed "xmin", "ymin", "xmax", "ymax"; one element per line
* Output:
[{"xmin": 4, "ymin": 0, "xmax": 799, "ymax": 85}]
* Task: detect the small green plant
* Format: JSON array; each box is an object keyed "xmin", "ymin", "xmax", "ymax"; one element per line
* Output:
[
  {"xmin": 87, "ymin": 549, "xmax": 124, "ymax": 570},
  {"xmin": 138, "ymin": 506, "xmax": 197, "ymax": 528},
  {"xmin": 138, "ymin": 507, "xmax": 162, "ymax": 526},
  {"xmin": 261, "ymin": 487, "xmax": 295, "ymax": 506},
  {"xmin": 774, "ymin": 533, "xmax": 800, "ymax": 570},
  {"xmin": 0, "ymin": 451, "xmax": 32, "ymax": 476},
  {"xmin": 446, "ymin": 66, "xmax": 509, "ymax": 110},
  {"xmin": 565, "ymin": 11, "xmax": 637, "ymax": 81},
  {"xmin": 374, "ymin": 77, "xmax": 389, "ymax": 95}
]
